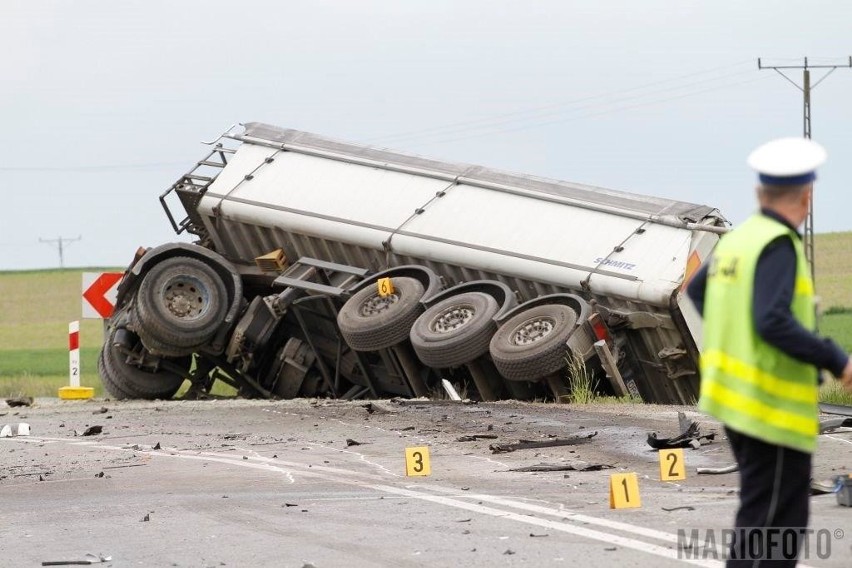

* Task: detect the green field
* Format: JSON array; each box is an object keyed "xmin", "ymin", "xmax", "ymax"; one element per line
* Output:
[{"xmin": 1, "ymin": 233, "xmax": 851, "ymax": 399}]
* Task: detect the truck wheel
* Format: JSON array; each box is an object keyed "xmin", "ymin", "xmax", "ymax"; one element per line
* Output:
[
  {"xmin": 99, "ymin": 330, "xmax": 187, "ymax": 400},
  {"xmin": 337, "ymin": 277, "xmax": 425, "ymax": 351},
  {"xmin": 131, "ymin": 307, "xmax": 196, "ymax": 358},
  {"xmin": 489, "ymin": 304, "xmax": 578, "ymax": 381},
  {"xmin": 409, "ymin": 292, "xmax": 498, "ymax": 368},
  {"xmin": 97, "ymin": 348, "xmax": 131, "ymax": 400},
  {"xmin": 134, "ymin": 256, "xmax": 228, "ymax": 349}
]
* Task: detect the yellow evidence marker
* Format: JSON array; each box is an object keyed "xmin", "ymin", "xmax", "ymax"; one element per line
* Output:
[
  {"xmin": 659, "ymin": 448, "xmax": 686, "ymax": 481},
  {"xmin": 609, "ymin": 473, "xmax": 641, "ymax": 509},
  {"xmin": 405, "ymin": 446, "xmax": 431, "ymax": 477},
  {"xmin": 377, "ymin": 277, "xmax": 395, "ymax": 297}
]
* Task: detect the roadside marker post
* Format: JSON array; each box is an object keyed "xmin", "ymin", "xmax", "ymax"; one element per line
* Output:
[
  {"xmin": 659, "ymin": 448, "xmax": 686, "ymax": 481},
  {"xmin": 609, "ymin": 472, "xmax": 641, "ymax": 509},
  {"xmin": 58, "ymin": 321, "xmax": 94, "ymax": 400},
  {"xmin": 404, "ymin": 446, "xmax": 431, "ymax": 477}
]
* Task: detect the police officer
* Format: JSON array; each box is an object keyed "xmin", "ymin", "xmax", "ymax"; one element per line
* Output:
[{"xmin": 687, "ymin": 137, "xmax": 852, "ymax": 567}]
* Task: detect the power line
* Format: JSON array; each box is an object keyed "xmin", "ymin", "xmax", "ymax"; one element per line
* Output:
[
  {"xmin": 403, "ymin": 74, "xmax": 770, "ymax": 147},
  {"xmin": 364, "ymin": 60, "xmax": 755, "ymax": 145},
  {"xmin": 39, "ymin": 235, "xmax": 81, "ymax": 268}
]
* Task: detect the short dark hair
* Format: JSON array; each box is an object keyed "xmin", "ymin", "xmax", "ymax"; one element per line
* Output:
[{"xmin": 757, "ymin": 182, "xmax": 810, "ymax": 202}]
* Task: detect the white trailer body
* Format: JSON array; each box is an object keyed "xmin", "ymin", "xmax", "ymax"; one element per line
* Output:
[{"xmin": 103, "ymin": 123, "xmax": 726, "ymax": 404}]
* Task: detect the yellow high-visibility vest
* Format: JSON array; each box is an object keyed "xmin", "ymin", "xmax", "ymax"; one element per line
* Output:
[{"xmin": 698, "ymin": 213, "xmax": 818, "ymax": 453}]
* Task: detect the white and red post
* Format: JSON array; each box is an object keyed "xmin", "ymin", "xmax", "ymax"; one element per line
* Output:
[
  {"xmin": 59, "ymin": 320, "xmax": 92, "ymax": 399},
  {"xmin": 69, "ymin": 321, "xmax": 80, "ymax": 388}
]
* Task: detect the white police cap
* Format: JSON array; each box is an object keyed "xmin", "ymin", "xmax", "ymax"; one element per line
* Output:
[{"xmin": 747, "ymin": 137, "xmax": 827, "ymax": 186}]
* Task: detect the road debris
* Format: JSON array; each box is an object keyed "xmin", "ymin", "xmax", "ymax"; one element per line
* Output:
[
  {"xmin": 345, "ymin": 438, "xmax": 362, "ymax": 446},
  {"xmin": 696, "ymin": 464, "xmax": 738, "ymax": 475},
  {"xmin": 489, "ymin": 432, "xmax": 597, "ymax": 454},
  {"xmin": 153, "ymin": 442, "xmax": 161, "ymax": 450},
  {"xmin": 0, "ymin": 422, "xmax": 30, "ymax": 437},
  {"xmin": 647, "ymin": 412, "xmax": 715, "ymax": 449},
  {"xmin": 92, "ymin": 407, "xmax": 108, "ymax": 415},
  {"xmin": 42, "ymin": 553, "xmax": 112, "ymax": 566},
  {"xmin": 5, "ymin": 396, "xmax": 33, "ymax": 407},
  {"xmin": 361, "ymin": 402, "xmax": 396, "ymax": 414},
  {"xmin": 819, "ymin": 417, "xmax": 852, "ymax": 433},
  {"xmin": 506, "ymin": 461, "xmax": 613, "ymax": 473},
  {"xmin": 662, "ymin": 506, "xmax": 695, "ymax": 512},
  {"xmin": 442, "ymin": 379, "xmax": 462, "ymax": 401},
  {"xmin": 456, "ymin": 434, "xmax": 498, "ymax": 442},
  {"xmin": 81, "ymin": 426, "xmax": 103, "ymax": 436}
]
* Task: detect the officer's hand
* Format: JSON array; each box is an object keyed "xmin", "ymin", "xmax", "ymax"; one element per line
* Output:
[{"xmin": 841, "ymin": 358, "xmax": 852, "ymax": 391}]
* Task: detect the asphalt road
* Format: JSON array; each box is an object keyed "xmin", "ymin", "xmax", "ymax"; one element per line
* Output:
[{"xmin": 1, "ymin": 398, "xmax": 850, "ymax": 567}]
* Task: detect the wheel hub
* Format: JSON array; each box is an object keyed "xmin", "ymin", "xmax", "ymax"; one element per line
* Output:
[
  {"xmin": 431, "ymin": 304, "xmax": 475, "ymax": 333},
  {"xmin": 164, "ymin": 280, "xmax": 205, "ymax": 319},
  {"xmin": 359, "ymin": 293, "xmax": 400, "ymax": 316},
  {"xmin": 510, "ymin": 316, "xmax": 555, "ymax": 346}
]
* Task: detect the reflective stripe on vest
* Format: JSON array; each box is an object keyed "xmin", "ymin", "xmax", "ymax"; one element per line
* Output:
[{"xmin": 698, "ymin": 213, "xmax": 818, "ymax": 453}]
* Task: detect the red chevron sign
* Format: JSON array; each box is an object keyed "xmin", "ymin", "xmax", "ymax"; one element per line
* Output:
[{"xmin": 82, "ymin": 272, "xmax": 123, "ymax": 319}]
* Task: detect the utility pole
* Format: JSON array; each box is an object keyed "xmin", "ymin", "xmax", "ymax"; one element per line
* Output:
[
  {"xmin": 757, "ymin": 56, "xmax": 852, "ymax": 284},
  {"xmin": 39, "ymin": 235, "xmax": 81, "ymax": 268}
]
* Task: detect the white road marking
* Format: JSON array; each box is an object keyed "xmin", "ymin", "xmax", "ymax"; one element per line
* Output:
[
  {"xmin": 10, "ymin": 436, "xmax": 725, "ymax": 566},
  {"xmin": 824, "ymin": 434, "xmax": 852, "ymax": 447}
]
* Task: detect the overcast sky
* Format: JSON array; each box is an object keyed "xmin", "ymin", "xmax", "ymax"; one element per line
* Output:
[{"xmin": 2, "ymin": 1, "xmax": 851, "ymax": 270}]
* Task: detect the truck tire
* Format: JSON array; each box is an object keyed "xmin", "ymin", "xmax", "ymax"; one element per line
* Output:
[
  {"xmin": 99, "ymin": 330, "xmax": 187, "ymax": 400},
  {"xmin": 490, "ymin": 304, "xmax": 578, "ymax": 381},
  {"xmin": 97, "ymin": 348, "xmax": 131, "ymax": 400},
  {"xmin": 337, "ymin": 277, "xmax": 425, "ymax": 351},
  {"xmin": 409, "ymin": 292, "xmax": 498, "ymax": 368},
  {"xmin": 131, "ymin": 307, "xmax": 196, "ymax": 358},
  {"xmin": 134, "ymin": 256, "xmax": 228, "ymax": 350}
]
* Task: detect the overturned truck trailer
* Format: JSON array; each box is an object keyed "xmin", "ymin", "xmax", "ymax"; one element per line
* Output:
[{"xmin": 99, "ymin": 123, "xmax": 727, "ymax": 404}]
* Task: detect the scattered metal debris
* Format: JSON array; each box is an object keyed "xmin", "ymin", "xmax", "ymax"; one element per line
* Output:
[
  {"xmin": 42, "ymin": 553, "xmax": 112, "ymax": 566},
  {"xmin": 81, "ymin": 426, "xmax": 103, "ymax": 437},
  {"xmin": 662, "ymin": 506, "xmax": 695, "ymax": 512},
  {"xmin": 141, "ymin": 513, "xmax": 150, "ymax": 522},
  {"xmin": 529, "ymin": 533, "xmax": 549, "ymax": 538},
  {"xmin": 456, "ymin": 434, "xmax": 498, "ymax": 442},
  {"xmin": 647, "ymin": 412, "xmax": 715, "ymax": 449},
  {"xmin": 153, "ymin": 442, "xmax": 161, "ymax": 450},
  {"xmin": 697, "ymin": 464, "xmax": 738, "ymax": 475},
  {"xmin": 506, "ymin": 461, "xmax": 614, "ymax": 473},
  {"xmin": 441, "ymin": 379, "xmax": 462, "ymax": 401},
  {"xmin": 810, "ymin": 478, "xmax": 837, "ymax": 495},
  {"xmin": 362, "ymin": 402, "xmax": 396, "ymax": 414},
  {"xmin": 836, "ymin": 475, "xmax": 852, "ymax": 507},
  {"xmin": 489, "ymin": 432, "xmax": 597, "ymax": 454},
  {"xmin": 5, "ymin": 396, "xmax": 33, "ymax": 408},
  {"xmin": 392, "ymin": 398, "xmax": 476, "ymax": 406},
  {"xmin": 102, "ymin": 463, "xmax": 147, "ymax": 470},
  {"xmin": 819, "ymin": 417, "xmax": 852, "ymax": 433},
  {"xmin": 345, "ymin": 438, "xmax": 362, "ymax": 447}
]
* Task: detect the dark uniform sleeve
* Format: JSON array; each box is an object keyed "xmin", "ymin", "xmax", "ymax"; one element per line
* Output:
[
  {"xmin": 753, "ymin": 237, "xmax": 849, "ymax": 377},
  {"xmin": 685, "ymin": 260, "xmax": 709, "ymax": 315}
]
